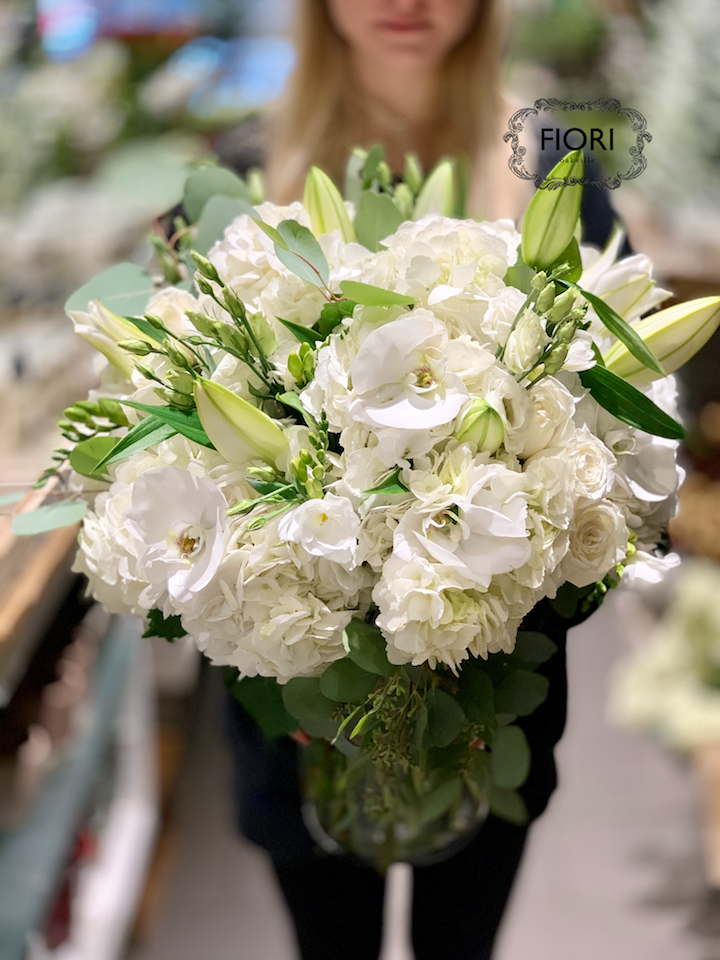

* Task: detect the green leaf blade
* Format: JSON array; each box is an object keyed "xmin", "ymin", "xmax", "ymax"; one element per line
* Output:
[
  {"xmin": 69, "ymin": 436, "xmax": 120, "ymax": 480},
  {"xmin": 579, "ymin": 365, "xmax": 685, "ymax": 439},
  {"xmin": 319, "ymin": 659, "xmax": 378, "ymax": 703},
  {"xmin": 344, "ymin": 620, "xmax": 393, "ymax": 677},
  {"xmin": 338, "ymin": 281, "xmax": 415, "ymax": 307},
  {"xmin": 12, "ymin": 500, "xmax": 87, "ymax": 536},
  {"xmin": 119, "ymin": 402, "xmax": 214, "ymax": 448},
  {"xmin": 276, "ymin": 219, "xmax": 330, "ymax": 287},
  {"xmin": 490, "ymin": 725, "xmax": 530, "ymax": 789},
  {"xmin": 95, "ymin": 415, "xmax": 176, "ymax": 470},
  {"xmin": 426, "ymin": 689, "xmax": 466, "ymax": 748},
  {"xmin": 353, "ymin": 190, "xmax": 403, "ymax": 252},
  {"xmin": 277, "ymin": 318, "xmax": 323, "ymax": 345},
  {"xmin": 226, "ymin": 673, "xmax": 298, "ymax": 740},
  {"xmin": 143, "ymin": 608, "xmax": 187, "ymax": 641}
]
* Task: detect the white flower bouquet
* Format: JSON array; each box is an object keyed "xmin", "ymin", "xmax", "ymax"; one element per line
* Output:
[{"xmin": 15, "ymin": 148, "xmax": 719, "ymax": 867}]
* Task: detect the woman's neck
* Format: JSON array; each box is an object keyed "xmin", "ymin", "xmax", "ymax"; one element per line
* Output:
[{"xmin": 349, "ymin": 51, "xmax": 445, "ymax": 171}]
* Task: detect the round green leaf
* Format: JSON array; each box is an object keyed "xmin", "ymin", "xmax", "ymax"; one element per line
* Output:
[
  {"xmin": 456, "ymin": 668, "xmax": 495, "ymax": 727},
  {"xmin": 344, "ymin": 620, "xmax": 393, "ymax": 677},
  {"xmin": 488, "ymin": 785, "xmax": 529, "ymax": 825},
  {"xmin": 0, "ymin": 491, "xmax": 25, "ymax": 508},
  {"xmin": 281, "ymin": 677, "xmax": 338, "ymax": 739},
  {"xmin": 490, "ymin": 725, "xmax": 530, "ymax": 789},
  {"xmin": 338, "ymin": 281, "xmax": 415, "ymax": 307},
  {"xmin": 183, "ymin": 167, "xmax": 250, "ymax": 223},
  {"xmin": 194, "ymin": 195, "xmax": 256, "ymax": 256},
  {"xmin": 319, "ymin": 659, "xmax": 378, "ymax": 703},
  {"xmin": 228, "ymin": 675, "xmax": 297, "ymax": 740},
  {"xmin": 12, "ymin": 500, "xmax": 87, "ymax": 536},
  {"xmin": 495, "ymin": 670, "xmax": 549, "ymax": 717},
  {"xmin": 512, "ymin": 631, "xmax": 558, "ymax": 665},
  {"xmin": 69, "ymin": 436, "xmax": 120, "ymax": 480},
  {"xmin": 426, "ymin": 689, "xmax": 466, "ymax": 748},
  {"xmin": 65, "ymin": 263, "xmax": 155, "ymax": 320}
]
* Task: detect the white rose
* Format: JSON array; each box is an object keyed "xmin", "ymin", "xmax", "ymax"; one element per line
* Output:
[
  {"xmin": 567, "ymin": 427, "xmax": 617, "ymax": 500},
  {"xmin": 517, "ymin": 376, "xmax": 576, "ymax": 459},
  {"xmin": 561, "ymin": 498, "xmax": 628, "ymax": 587},
  {"xmin": 277, "ymin": 493, "xmax": 360, "ymax": 566}
]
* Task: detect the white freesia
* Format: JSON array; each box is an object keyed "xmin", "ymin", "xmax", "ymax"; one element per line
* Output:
[
  {"xmin": 124, "ymin": 466, "xmax": 228, "ymax": 608},
  {"xmin": 277, "ymin": 494, "xmax": 360, "ymax": 566}
]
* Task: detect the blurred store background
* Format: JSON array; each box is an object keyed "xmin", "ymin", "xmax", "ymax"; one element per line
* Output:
[{"xmin": 1, "ymin": 0, "xmax": 720, "ymax": 957}]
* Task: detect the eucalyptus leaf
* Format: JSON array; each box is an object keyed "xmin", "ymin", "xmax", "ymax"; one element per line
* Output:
[
  {"xmin": 417, "ymin": 778, "xmax": 462, "ymax": 826},
  {"xmin": 95, "ymin": 415, "xmax": 176, "ymax": 470},
  {"xmin": 563, "ymin": 281, "xmax": 665, "ymax": 376},
  {"xmin": 120, "ymin": 401, "xmax": 214, "ymax": 447},
  {"xmin": 361, "ymin": 145, "xmax": 385, "ymax": 188},
  {"xmin": 0, "ymin": 491, "xmax": 25, "ymax": 508},
  {"xmin": 183, "ymin": 166, "xmax": 250, "ymax": 223},
  {"xmin": 227, "ymin": 674, "xmax": 297, "ymax": 740},
  {"xmin": 488, "ymin": 785, "xmax": 529, "ymax": 825},
  {"xmin": 252, "ymin": 218, "xmax": 288, "ymax": 248},
  {"xmin": 579, "ymin": 365, "xmax": 685, "ymax": 439},
  {"xmin": 319, "ymin": 659, "xmax": 378, "ymax": 703},
  {"xmin": 426, "ymin": 688, "xmax": 466, "ymax": 748},
  {"xmin": 512, "ymin": 631, "xmax": 558, "ymax": 665},
  {"xmin": 495, "ymin": 670, "xmax": 549, "ymax": 717},
  {"xmin": 12, "ymin": 500, "xmax": 87, "ymax": 536},
  {"xmin": 65, "ymin": 263, "xmax": 155, "ymax": 320},
  {"xmin": 354, "ymin": 190, "xmax": 403, "ymax": 252},
  {"xmin": 275, "ymin": 220, "xmax": 330, "ymax": 287},
  {"xmin": 456, "ymin": 668, "xmax": 495, "ymax": 727},
  {"xmin": 490, "ymin": 725, "xmax": 530, "ymax": 789},
  {"xmin": 69, "ymin": 436, "xmax": 120, "ymax": 480},
  {"xmin": 338, "ymin": 281, "xmax": 415, "ymax": 307},
  {"xmin": 194, "ymin": 196, "xmax": 256, "ymax": 256},
  {"xmin": 344, "ymin": 620, "xmax": 393, "ymax": 677},
  {"xmin": 143, "ymin": 608, "xmax": 187, "ymax": 641},
  {"xmin": 277, "ymin": 317, "xmax": 323, "ymax": 345},
  {"xmin": 282, "ymin": 677, "xmax": 338, "ymax": 739}
]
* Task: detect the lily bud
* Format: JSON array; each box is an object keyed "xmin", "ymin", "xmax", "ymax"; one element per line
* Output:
[
  {"xmin": 603, "ymin": 296, "xmax": 720, "ymax": 383},
  {"xmin": 303, "ymin": 166, "xmax": 356, "ymax": 242},
  {"xmin": 393, "ymin": 183, "xmax": 414, "ymax": 220},
  {"xmin": 194, "ymin": 377, "xmax": 289, "ymax": 467},
  {"xmin": 413, "ymin": 158, "xmax": 455, "ymax": 220},
  {"xmin": 454, "ymin": 398, "xmax": 505, "ymax": 453},
  {"xmin": 521, "ymin": 150, "xmax": 584, "ymax": 269},
  {"xmin": 403, "ymin": 153, "xmax": 424, "ymax": 196}
]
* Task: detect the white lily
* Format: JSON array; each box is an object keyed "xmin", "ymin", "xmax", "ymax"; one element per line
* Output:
[
  {"xmin": 194, "ymin": 377, "xmax": 289, "ymax": 467},
  {"xmin": 604, "ymin": 296, "xmax": 720, "ymax": 382}
]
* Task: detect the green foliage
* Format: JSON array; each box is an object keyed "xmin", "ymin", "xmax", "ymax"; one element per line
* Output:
[
  {"xmin": 562, "ymin": 281, "xmax": 665, "ymax": 377},
  {"xmin": 512, "ymin": 631, "xmax": 558, "ymax": 665},
  {"xmin": 65, "ymin": 263, "xmax": 156, "ymax": 320},
  {"xmin": 12, "ymin": 500, "xmax": 87, "ymax": 536},
  {"xmin": 68, "ymin": 436, "xmax": 120, "ymax": 480},
  {"xmin": 320, "ymin": 659, "xmax": 379, "ymax": 703},
  {"xmin": 282, "ymin": 677, "xmax": 338, "ymax": 739},
  {"xmin": 277, "ymin": 318, "xmax": 323, "ymax": 346},
  {"xmin": 183, "ymin": 167, "xmax": 251, "ymax": 223},
  {"xmin": 416, "ymin": 778, "xmax": 463, "ymax": 826},
  {"xmin": 119, "ymin": 401, "xmax": 214, "ymax": 447},
  {"xmin": 143, "ymin": 608, "xmax": 187, "ymax": 642},
  {"xmin": 494, "ymin": 670, "xmax": 550, "ymax": 717},
  {"xmin": 344, "ymin": 620, "xmax": 393, "ymax": 677},
  {"xmin": 364, "ymin": 467, "xmax": 410, "ymax": 496},
  {"xmin": 317, "ymin": 298, "xmax": 356, "ymax": 337},
  {"xmin": 268, "ymin": 219, "xmax": 330, "ymax": 288},
  {"xmin": 490, "ymin": 725, "xmax": 530, "ymax": 789},
  {"xmin": 426, "ymin": 689, "xmax": 466, "ymax": 748},
  {"xmin": 579, "ymin": 365, "xmax": 685, "ymax": 439},
  {"xmin": 225, "ymin": 672, "xmax": 298, "ymax": 740},
  {"xmin": 338, "ymin": 281, "xmax": 415, "ymax": 307},
  {"xmin": 488, "ymin": 785, "xmax": 529, "ymax": 825},
  {"xmin": 194, "ymin": 196, "xmax": 256, "ymax": 256},
  {"xmin": 456, "ymin": 667, "xmax": 496, "ymax": 727},
  {"xmin": 354, "ymin": 190, "xmax": 404, "ymax": 252},
  {"xmin": 94, "ymin": 415, "xmax": 176, "ymax": 471},
  {"xmin": 546, "ymin": 237, "xmax": 582, "ymax": 284}
]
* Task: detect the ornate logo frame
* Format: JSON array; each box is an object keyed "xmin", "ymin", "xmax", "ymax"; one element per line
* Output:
[{"xmin": 504, "ymin": 98, "xmax": 651, "ymax": 189}]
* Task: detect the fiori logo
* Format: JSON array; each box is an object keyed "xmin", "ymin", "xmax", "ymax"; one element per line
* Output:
[{"xmin": 505, "ymin": 98, "xmax": 651, "ymax": 189}]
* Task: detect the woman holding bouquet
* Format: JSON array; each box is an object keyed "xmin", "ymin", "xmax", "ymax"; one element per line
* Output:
[{"xmin": 221, "ymin": 1, "xmax": 620, "ymax": 958}]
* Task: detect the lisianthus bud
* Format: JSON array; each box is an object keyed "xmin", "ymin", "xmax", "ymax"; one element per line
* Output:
[
  {"xmin": 191, "ymin": 251, "xmax": 221, "ymax": 283},
  {"xmin": 154, "ymin": 386, "xmax": 195, "ymax": 409},
  {"xmin": 556, "ymin": 320, "xmax": 577, "ymax": 343},
  {"xmin": 531, "ymin": 271, "xmax": 548, "ymax": 292},
  {"xmin": 186, "ymin": 311, "xmax": 218, "ymax": 338},
  {"xmin": 413, "ymin": 158, "xmax": 455, "ymax": 220},
  {"xmin": 163, "ymin": 339, "xmax": 191, "ymax": 370},
  {"xmin": 521, "ymin": 150, "xmax": 584, "ymax": 269},
  {"xmin": 394, "ymin": 183, "xmax": 414, "ymax": 220},
  {"xmin": 303, "ymin": 166, "xmax": 356, "ymax": 242},
  {"xmin": 223, "ymin": 287, "xmax": 247, "ymax": 319},
  {"xmin": 63, "ymin": 405, "xmax": 94, "ymax": 426},
  {"xmin": 604, "ymin": 296, "xmax": 720, "ymax": 383},
  {"xmin": 118, "ymin": 339, "xmax": 155, "ymax": 356},
  {"xmin": 143, "ymin": 313, "xmax": 166, "ymax": 330},
  {"xmin": 546, "ymin": 288, "xmax": 576, "ymax": 325},
  {"xmin": 535, "ymin": 283, "xmax": 556, "ymax": 314},
  {"xmin": 194, "ymin": 377, "xmax": 289, "ymax": 467},
  {"xmin": 195, "ymin": 275, "xmax": 214, "ymax": 297},
  {"xmin": 543, "ymin": 343, "xmax": 569, "ymax": 375},
  {"xmin": 455, "ymin": 398, "xmax": 505, "ymax": 453}
]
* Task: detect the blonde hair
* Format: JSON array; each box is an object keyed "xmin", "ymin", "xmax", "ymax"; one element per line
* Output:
[{"xmin": 265, "ymin": 0, "xmax": 525, "ymax": 218}]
